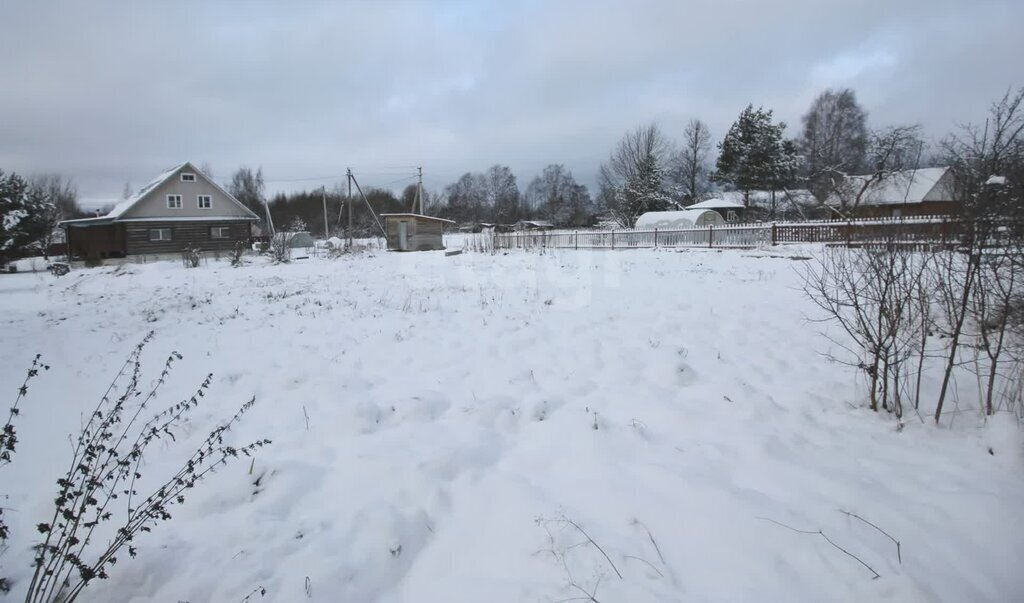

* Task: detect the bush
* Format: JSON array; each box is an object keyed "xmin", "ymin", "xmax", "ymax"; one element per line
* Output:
[
  {"xmin": 230, "ymin": 241, "xmax": 246, "ymax": 267},
  {"xmin": 1, "ymin": 355, "xmax": 50, "ymax": 593},
  {"xmin": 4, "ymin": 335, "xmax": 268, "ymax": 602}
]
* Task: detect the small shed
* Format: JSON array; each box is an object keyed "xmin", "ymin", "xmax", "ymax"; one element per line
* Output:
[
  {"xmin": 635, "ymin": 209, "xmax": 725, "ymax": 230},
  {"xmin": 380, "ymin": 214, "xmax": 456, "ymax": 251}
]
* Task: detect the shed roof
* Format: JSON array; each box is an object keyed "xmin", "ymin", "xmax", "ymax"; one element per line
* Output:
[{"xmin": 380, "ymin": 213, "xmax": 456, "ymax": 224}]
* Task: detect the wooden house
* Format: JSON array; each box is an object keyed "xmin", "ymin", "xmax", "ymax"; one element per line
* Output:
[
  {"xmin": 826, "ymin": 167, "xmax": 958, "ymax": 218},
  {"xmin": 380, "ymin": 214, "xmax": 455, "ymax": 251},
  {"xmin": 60, "ymin": 162, "xmax": 260, "ymax": 260}
]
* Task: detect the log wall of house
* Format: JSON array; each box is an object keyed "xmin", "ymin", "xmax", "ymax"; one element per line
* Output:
[
  {"xmin": 852, "ymin": 201, "xmax": 959, "ymax": 219},
  {"xmin": 124, "ymin": 221, "xmax": 252, "ymax": 255},
  {"xmin": 67, "ymin": 224, "xmax": 126, "ymax": 259}
]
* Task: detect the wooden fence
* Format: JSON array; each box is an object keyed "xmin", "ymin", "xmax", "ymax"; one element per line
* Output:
[{"xmin": 493, "ymin": 216, "xmax": 967, "ymax": 251}]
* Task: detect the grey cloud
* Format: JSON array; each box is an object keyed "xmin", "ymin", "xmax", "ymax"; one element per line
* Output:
[{"xmin": 1, "ymin": 0, "xmax": 1021, "ymax": 199}]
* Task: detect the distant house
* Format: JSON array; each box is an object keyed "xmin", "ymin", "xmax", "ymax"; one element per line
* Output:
[
  {"xmin": 635, "ymin": 209, "xmax": 725, "ymax": 229},
  {"xmin": 514, "ymin": 220, "xmax": 555, "ymax": 231},
  {"xmin": 827, "ymin": 167, "xmax": 957, "ymax": 218},
  {"xmin": 61, "ymin": 162, "xmax": 260, "ymax": 260},
  {"xmin": 380, "ymin": 214, "xmax": 455, "ymax": 251},
  {"xmin": 714, "ymin": 190, "xmax": 818, "ymax": 220},
  {"xmin": 686, "ymin": 198, "xmax": 746, "ymax": 222}
]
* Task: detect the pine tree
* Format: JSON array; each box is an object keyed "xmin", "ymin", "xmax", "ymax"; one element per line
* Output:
[{"xmin": 714, "ymin": 105, "xmax": 796, "ymax": 208}]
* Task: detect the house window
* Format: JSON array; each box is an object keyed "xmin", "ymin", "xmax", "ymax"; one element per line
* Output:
[
  {"xmin": 181, "ymin": 173, "xmax": 196, "ymax": 182},
  {"xmin": 197, "ymin": 195, "xmax": 212, "ymax": 209},
  {"xmin": 726, "ymin": 210, "xmax": 737, "ymax": 222},
  {"xmin": 149, "ymin": 228, "xmax": 172, "ymax": 241},
  {"xmin": 210, "ymin": 226, "xmax": 230, "ymax": 239},
  {"xmin": 166, "ymin": 194, "xmax": 182, "ymax": 209}
]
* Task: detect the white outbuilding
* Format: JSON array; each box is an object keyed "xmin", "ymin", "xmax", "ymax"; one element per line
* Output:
[{"xmin": 634, "ymin": 209, "xmax": 725, "ymax": 230}]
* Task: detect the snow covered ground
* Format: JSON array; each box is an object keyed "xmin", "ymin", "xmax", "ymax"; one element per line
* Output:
[{"xmin": 0, "ymin": 247, "xmax": 1021, "ymax": 602}]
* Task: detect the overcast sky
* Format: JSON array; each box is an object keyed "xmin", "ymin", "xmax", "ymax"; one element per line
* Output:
[{"xmin": 2, "ymin": 0, "xmax": 1021, "ymax": 205}]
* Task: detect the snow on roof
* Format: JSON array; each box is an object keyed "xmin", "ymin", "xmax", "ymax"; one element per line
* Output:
[
  {"xmin": 832, "ymin": 167, "xmax": 951, "ymax": 206},
  {"xmin": 106, "ymin": 163, "xmax": 188, "ymax": 218},
  {"xmin": 716, "ymin": 190, "xmax": 817, "ymax": 207},
  {"xmin": 987, "ymin": 175, "xmax": 1007, "ymax": 186},
  {"xmin": 380, "ymin": 213, "xmax": 456, "ymax": 224},
  {"xmin": 635, "ymin": 209, "xmax": 722, "ymax": 229},
  {"xmin": 688, "ymin": 198, "xmax": 745, "ymax": 210}
]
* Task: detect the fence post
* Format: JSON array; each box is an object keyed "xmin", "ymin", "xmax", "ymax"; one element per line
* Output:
[
  {"xmin": 611, "ymin": 230, "xmax": 615, "ymax": 250},
  {"xmin": 771, "ymin": 223, "xmax": 777, "ymax": 246},
  {"xmin": 846, "ymin": 221, "xmax": 852, "ymax": 247},
  {"xmin": 575, "ymin": 231, "xmax": 578, "ymax": 250},
  {"xmin": 708, "ymin": 225, "xmax": 714, "ymax": 248}
]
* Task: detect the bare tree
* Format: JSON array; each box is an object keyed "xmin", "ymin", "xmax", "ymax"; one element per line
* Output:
[
  {"xmin": 485, "ymin": 164, "xmax": 521, "ymax": 224},
  {"xmin": 799, "ymin": 88, "xmax": 869, "ymax": 203},
  {"xmin": 599, "ymin": 124, "xmax": 673, "ymax": 227},
  {"xmin": 931, "ymin": 87, "xmax": 1024, "ymax": 422},
  {"xmin": 526, "ymin": 164, "xmax": 592, "ymax": 227},
  {"xmin": 668, "ymin": 119, "xmax": 712, "ymax": 204},
  {"xmin": 228, "ymin": 167, "xmax": 267, "ymax": 219},
  {"xmin": 28, "ymin": 174, "xmax": 79, "ymax": 258}
]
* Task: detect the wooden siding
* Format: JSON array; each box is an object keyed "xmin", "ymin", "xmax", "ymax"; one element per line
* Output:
[
  {"xmin": 66, "ymin": 224, "xmax": 126, "ymax": 259},
  {"xmin": 124, "ymin": 221, "xmax": 251, "ymax": 255},
  {"xmin": 848, "ymin": 201, "xmax": 959, "ymax": 219}
]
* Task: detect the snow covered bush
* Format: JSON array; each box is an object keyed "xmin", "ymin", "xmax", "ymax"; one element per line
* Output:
[
  {"xmin": 270, "ymin": 232, "xmax": 293, "ymax": 263},
  {"xmin": 181, "ymin": 244, "xmax": 201, "ymax": 268},
  {"xmin": 12, "ymin": 334, "xmax": 269, "ymax": 602},
  {"xmin": 229, "ymin": 240, "xmax": 246, "ymax": 267}
]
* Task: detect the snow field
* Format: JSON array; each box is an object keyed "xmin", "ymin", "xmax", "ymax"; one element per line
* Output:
[{"xmin": 0, "ymin": 247, "xmax": 1021, "ymax": 602}]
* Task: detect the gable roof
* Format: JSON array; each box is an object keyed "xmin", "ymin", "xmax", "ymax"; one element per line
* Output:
[
  {"xmin": 829, "ymin": 167, "xmax": 952, "ymax": 206},
  {"xmin": 62, "ymin": 162, "xmax": 260, "ymax": 226}
]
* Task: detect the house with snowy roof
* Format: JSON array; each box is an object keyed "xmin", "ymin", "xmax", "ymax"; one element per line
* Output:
[
  {"xmin": 826, "ymin": 167, "xmax": 957, "ymax": 218},
  {"xmin": 60, "ymin": 162, "xmax": 260, "ymax": 260},
  {"xmin": 711, "ymin": 189, "xmax": 819, "ymax": 221}
]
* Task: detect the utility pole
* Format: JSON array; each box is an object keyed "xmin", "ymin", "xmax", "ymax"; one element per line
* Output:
[
  {"xmin": 417, "ymin": 166, "xmax": 424, "ymax": 214},
  {"xmin": 321, "ymin": 185, "xmax": 329, "ymax": 240},
  {"xmin": 411, "ymin": 164, "xmax": 423, "ymax": 213},
  {"xmin": 346, "ymin": 168, "xmax": 353, "ymax": 249}
]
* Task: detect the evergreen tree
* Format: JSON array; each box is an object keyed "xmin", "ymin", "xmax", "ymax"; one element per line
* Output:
[
  {"xmin": 714, "ymin": 105, "xmax": 796, "ymax": 207},
  {"xmin": 1, "ymin": 170, "xmax": 53, "ymax": 262}
]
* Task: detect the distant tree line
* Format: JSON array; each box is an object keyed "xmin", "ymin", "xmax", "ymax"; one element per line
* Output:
[{"xmin": 3, "ymin": 86, "xmax": 1019, "ymax": 254}]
